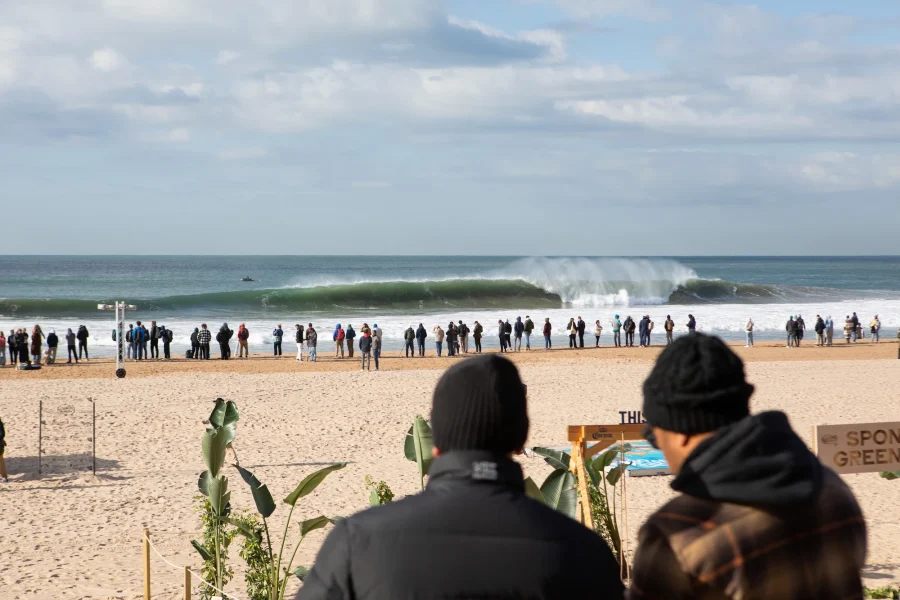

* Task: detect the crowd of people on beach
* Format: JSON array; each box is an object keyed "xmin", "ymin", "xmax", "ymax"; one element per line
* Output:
[{"xmin": 0, "ymin": 311, "xmax": 893, "ymax": 369}]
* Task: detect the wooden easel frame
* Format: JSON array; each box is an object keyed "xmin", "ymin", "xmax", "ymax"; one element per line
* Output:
[{"xmin": 567, "ymin": 424, "xmax": 645, "ymax": 530}]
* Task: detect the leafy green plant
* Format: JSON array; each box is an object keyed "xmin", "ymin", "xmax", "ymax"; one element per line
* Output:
[
  {"xmin": 365, "ymin": 475, "xmax": 395, "ymax": 506},
  {"xmin": 879, "ymin": 471, "xmax": 900, "ymax": 481},
  {"xmin": 192, "ymin": 398, "xmax": 346, "ymax": 600},
  {"xmin": 195, "ymin": 496, "xmax": 239, "ymax": 600},
  {"xmin": 404, "ymin": 416, "xmax": 433, "ymax": 491},
  {"xmin": 864, "ymin": 585, "xmax": 900, "ymax": 599},
  {"xmin": 232, "ymin": 513, "xmax": 271, "ymax": 600},
  {"xmin": 530, "ymin": 445, "xmax": 629, "ymax": 565}
]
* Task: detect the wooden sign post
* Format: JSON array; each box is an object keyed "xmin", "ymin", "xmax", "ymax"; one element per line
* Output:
[
  {"xmin": 567, "ymin": 424, "xmax": 645, "ymax": 528},
  {"xmin": 813, "ymin": 421, "xmax": 900, "ymax": 474}
]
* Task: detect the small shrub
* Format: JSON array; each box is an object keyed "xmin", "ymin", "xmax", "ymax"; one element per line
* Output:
[
  {"xmin": 365, "ymin": 475, "xmax": 395, "ymax": 506},
  {"xmin": 864, "ymin": 585, "xmax": 900, "ymax": 599}
]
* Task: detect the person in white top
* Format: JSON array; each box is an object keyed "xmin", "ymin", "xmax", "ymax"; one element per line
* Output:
[{"xmin": 745, "ymin": 318, "xmax": 754, "ymax": 347}]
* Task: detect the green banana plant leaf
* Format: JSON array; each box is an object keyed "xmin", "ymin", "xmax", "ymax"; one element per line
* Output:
[
  {"xmin": 880, "ymin": 471, "xmax": 900, "ymax": 481},
  {"xmin": 369, "ymin": 488, "xmax": 384, "ymax": 506},
  {"xmin": 283, "ymin": 463, "xmax": 347, "ymax": 506},
  {"xmin": 207, "ymin": 476, "xmax": 231, "ymax": 516},
  {"xmin": 293, "ymin": 566, "xmax": 311, "ymax": 581},
  {"xmin": 530, "ymin": 447, "xmax": 570, "ymax": 471},
  {"xmin": 592, "ymin": 448, "xmax": 619, "ymax": 471},
  {"xmin": 198, "ymin": 470, "xmax": 213, "ymax": 497},
  {"xmin": 606, "ymin": 464, "xmax": 626, "ymax": 486},
  {"xmin": 207, "ymin": 398, "xmax": 239, "ymax": 429},
  {"xmin": 405, "ymin": 416, "xmax": 434, "ymax": 479},
  {"xmin": 583, "ymin": 460, "xmax": 601, "ymax": 487},
  {"xmin": 540, "ymin": 469, "xmax": 577, "ymax": 518},
  {"xmin": 191, "ymin": 539, "xmax": 212, "ymax": 562},
  {"xmin": 202, "ymin": 427, "xmax": 235, "ymax": 479},
  {"xmin": 299, "ymin": 516, "xmax": 332, "ymax": 537},
  {"xmin": 223, "ymin": 517, "xmax": 261, "ymax": 541},
  {"xmin": 523, "ymin": 476, "xmax": 545, "ymax": 503},
  {"xmin": 234, "ymin": 465, "xmax": 276, "ymax": 518}
]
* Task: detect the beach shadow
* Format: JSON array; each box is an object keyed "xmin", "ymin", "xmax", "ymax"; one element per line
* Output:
[
  {"xmin": 863, "ymin": 564, "xmax": 900, "ymax": 580},
  {"xmin": 6, "ymin": 454, "xmax": 125, "ymax": 476}
]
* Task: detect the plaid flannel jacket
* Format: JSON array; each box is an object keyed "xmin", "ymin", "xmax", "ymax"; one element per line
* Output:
[{"xmin": 628, "ymin": 468, "xmax": 866, "ymax": 600}]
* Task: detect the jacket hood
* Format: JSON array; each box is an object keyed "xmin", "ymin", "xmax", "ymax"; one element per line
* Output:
[
  {"xmin": 516, "ymin": 317, "xmax": 522, "ymax": 322},
  {"xmin": 426, "ymin": 451, "xmax": 524, "ymax": 493},
  {"xmin": 671, "ymin": 411, "xmax": 823, "ymax": 507}
]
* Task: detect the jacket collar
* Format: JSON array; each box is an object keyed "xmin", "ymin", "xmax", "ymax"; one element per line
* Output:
[{"xmin": 426, "ymin": 451, "xmax": 525, "ymax": 492}]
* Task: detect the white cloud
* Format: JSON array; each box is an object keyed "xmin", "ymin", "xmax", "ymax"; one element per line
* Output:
[
  {"xmin": 164, "ymin": 127, "xmax": 190, "ymax": 142},
  {"xmin": 216, "ymin": 50, "xmax": 240, "ymax": 65},
  {"xmin": 89, "ymin": 47, "xmax": 127, "ymax": 72}
]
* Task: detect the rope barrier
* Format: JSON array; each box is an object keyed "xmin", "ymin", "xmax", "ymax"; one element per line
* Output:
[{"xmin": 145, "ymin": 531, "xmax": 244, "ymax": 600}]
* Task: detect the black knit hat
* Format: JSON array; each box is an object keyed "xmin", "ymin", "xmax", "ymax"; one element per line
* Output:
[
  {"xmin": 431, "ymin": 355, "xmax": 529, "ymax": 453},
  {"xmin": 643, "ymin": 333, "xmax": 753, "ymax": 435}
]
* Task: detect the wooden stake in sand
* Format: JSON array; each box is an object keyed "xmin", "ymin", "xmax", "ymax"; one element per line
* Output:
[
  {"xmin": 143, "ymin": 529, "xmax": 151, "ymax": 600},
  {"xmin": 184, "ymin": 565, "xmax": 191, "ymax": 600}
]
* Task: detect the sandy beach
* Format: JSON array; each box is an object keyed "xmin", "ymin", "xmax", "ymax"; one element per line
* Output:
[{"xmin": 1, "ymin": 341, "xmax": 899, "ymax": 599}]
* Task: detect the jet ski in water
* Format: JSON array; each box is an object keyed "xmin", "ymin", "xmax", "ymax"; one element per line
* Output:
[{"xmin": 240, "ymin": 276, "xmax": 255, "ymax": 282}]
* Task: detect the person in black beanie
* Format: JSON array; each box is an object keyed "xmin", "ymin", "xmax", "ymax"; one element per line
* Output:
[
  {"xmin": 298, "ymin": 355, "xmax": 624, "ymax": 600},
  {"xmin": 629, "ymin": 333, "xmax": 866, "ymax": 600}
]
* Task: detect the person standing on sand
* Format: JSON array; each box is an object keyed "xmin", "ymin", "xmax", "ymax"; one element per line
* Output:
[
  {"xmin": 514, "ymin": 317, "xmax": 524, "ymax": 352},
  {"xmin": 237, "ymin": 324, "xmax": 250, "ymax": 358},
  {"xmin": 76, "ymin": 324, "xmax": 90, "ymax": 361},
  {"xmin": 796, "ymin": 314, "xmax": 806, "ymax": 346},
  {"xmin": 359, "ymin": 330, "xmax": 372, "ymax": 371},
  {"xmin": 0, "ymin": 331, "xmax": 6, "ymax": 367},
  {"xmin": 46, "ymin": 329, "xmax": 58, "ymax": 364},
  {"xmin": 870, "ymin": 315, "xmax": 881, "ymax": 342},
  {"xmin": 446, "ymin": 322, "xmax": 458, "ymax": 357},
  {"xmin": 664, "ymin": 315, "xmax": 675, "ymax": 345},
  {"xmin": 295, "ymin": 324, "xmax": 304, "ymax": 361},
  {"xmin": 297, "ymin": 355, "xmax": 625, "ymax": 600},
  {"xmin": 7, "ymin": 330, "xmax": 17, "ymax": 367},
  {"xmin": 0, "ymin": 416, "xmax": 7, "ymax": 483},
  {"xmin": 416, "ymin": 323, "xmax": 427, "ymax": 357},
  {"xmin": 434, "ymin": 324, "xmax": 445, "ymax": 357},
  {"xmin": 638, "ymin": 316, "xmax": 649, "ymax": 347},
  {"xmin": 825, "ymin": 315, "xmax": 834, "ymax": 346},
  {"xmin": 647, "ymin": 316, "xmax": 654, "ymax": 346},
  {"xmin": 16, "ymin": 329, "xmax": 30, "ymax": 366},
  {"xmin": 850, "ymin": 312, "xmax": 859, "ymax": 342},
  {"xmin": 624, "ymin": 316, "xmax": 636, "ymax": 347},
  {"xmin": 594, "ymin": 320, "xmax": 603, "ymax": 346},
  {"xmin": 745, "ymin": 317, "xmax": 754, "ymax": 347},
  {"xmin": 198, "ymin": 324, "xmax": 212, "ymax": 359},
  {"xmin": 334, "ymin": 324, "xmax": 346, "ymax": 359},
  {"xmin": 498, "ymin": 320, "xmax": 508, "ymax": 353},
  {"xmin": 458, "ymin": 321, "xmax": 469, "ymax": 354},
  {"xmin": 190, "ymin": 327, "xmax": 200, "ymax": 358},
  {"xmin": 814, "ymin": 315, "xmax": 826, "ymax": 346},
  {"xmin": 160, "ymin": 325, "xmax": 172, "ymax": 360},
  {"xmin": 613, "ymin": 315, "xmax": 622, "ymax": 348},
  {"xmin": 473, "ymin": 321, "xmax": 483, "ymax": 353},
  {"xmin": 371, "ymin": 324, "xmax": 381, "ymax": 370},
  {"xmin": 217, "ymin": 323, "xmax": 233, "ymax": 360},
  {"xmin": 567, "ymin": 318, "xmax": 577, "ymax": 348},
  {"xmin": 150, "ymin": 321, "xmax": 160, "ymax": 360},
  {"xmin": 345, "ymin": 324, "xmax": 356, "ymax": 358},
  {"xmin": 31, "ymin": 325, "xmax": 44, "ymax": 365},
  {"xmin": 306, "ymin": 324, "xmax": 318, "ymax": 362},
  {"xmin": 843, "ymin": 316, "xmax": 853, "ymax": 343},
  {"xmin": 543, "ymin": 318, "xmax": 552, "ymax": 349},
  {"xmin": 785, "ymin": 316, "xmax": 797, "ymax": 348},
  {"xmin": 523, "ymin": 316, "xmax": 534, "ymax": 350},
  {"xmin": 503, "ymin": 320, "xmax": 512, "ymax": 350},
  {"xmin": 272, "ymin": 324, "xmax": 284, "ymax": 356},
  {"xmin": 125, "ymin": 324, "xmax": 135, "ymax": 359},
  {"xmin": 403, "ymin": 325, "xmax": 415, "ymax": 358},
  {"xmin": 576, "ymin": 316, "xmax": 586, "ymax": 348},
  {"xmin": 686, "ymin": 314, "xmax": 696, "ymax": 334},
  {"xmin": 133, "ymin": 322, "xmax": 145, "ymax": 360},
  {"xmin": 630, "ymin": 334, "xmax": 866, "ymax": 600}
]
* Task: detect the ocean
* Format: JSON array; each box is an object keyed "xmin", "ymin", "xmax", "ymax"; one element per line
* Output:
[{"xmin": 1, "ymin": 256, "xmax": 897, "ymax": 356}]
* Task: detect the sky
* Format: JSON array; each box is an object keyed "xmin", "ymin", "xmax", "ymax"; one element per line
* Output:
[{"xmin": 1, "ymin": 0, "xmax": 899, "ymax": 255}]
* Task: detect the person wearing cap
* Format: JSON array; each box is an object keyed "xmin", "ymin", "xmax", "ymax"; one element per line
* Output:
[
  {"xmin": 298, "ymin": 355, "xmax": 624, "ymax": 600},
  {"xmin": 46, "ymin": 329, "xmax": 58, "ymax": 365},
  {"xmin": 371, "ymin": 323, "xmax": 381, "ymax": 370},
  {"xmin": 630, "ymin": 334, "xmax": 866, "ymax": 600}
]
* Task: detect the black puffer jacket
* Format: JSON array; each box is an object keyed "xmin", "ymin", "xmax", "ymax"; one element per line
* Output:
[{"xmin": 297, "ymin": 451, "xmax": 624, "ymax": 600}]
